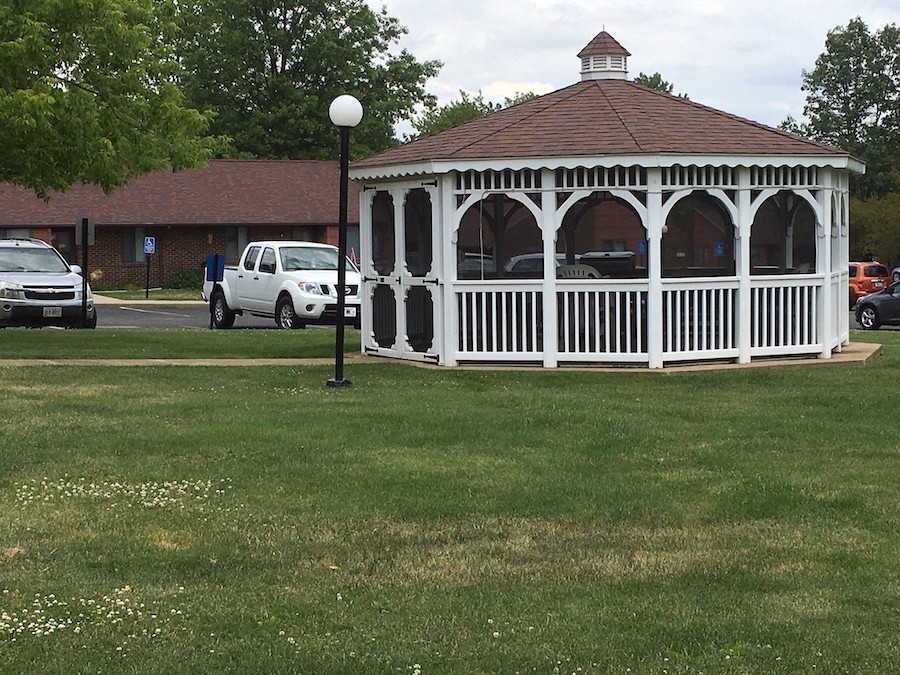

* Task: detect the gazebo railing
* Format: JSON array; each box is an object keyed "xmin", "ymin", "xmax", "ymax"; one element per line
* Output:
[
  {"xmin": 557, "ymin": 280, "xmax": 648, "ymax": 363},
  {"xmin": 749, "ymin": 274, "xmax": 821, "ymax": 356},
  {"xmin": 453, "ymin": 276, "xmax": 826, "ymax": 365},
  {"xmin": 662, "ymin": 278, "xmax": 739, "ymax": 362},
  {"xmin": 457, "ymin": 283, "xmax": 544, "ymax": 361}
]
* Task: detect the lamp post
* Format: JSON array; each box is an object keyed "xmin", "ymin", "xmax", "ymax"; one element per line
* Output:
[{"xmin": 327, "ymin": 94, "xmax": 363, "ymax": 388}]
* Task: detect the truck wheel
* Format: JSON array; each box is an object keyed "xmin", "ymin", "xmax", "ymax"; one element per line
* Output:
[
  {"xmin": 276, "ymin": 296, "xmax": 304, "ymax": 329},
  {"xmin": 212, "ymin": 290, "xmax": 235, "ymax": 329}
]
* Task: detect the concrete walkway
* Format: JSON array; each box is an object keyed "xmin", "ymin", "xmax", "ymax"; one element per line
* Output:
[{"xmin": 0, "ymin": 342, "xmax": 882, "ymax": 370}]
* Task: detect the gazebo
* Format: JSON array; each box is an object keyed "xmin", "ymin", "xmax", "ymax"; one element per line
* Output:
[{"xmin": 349, "ymin": 31, "xmax": 864, "ymax": 369}]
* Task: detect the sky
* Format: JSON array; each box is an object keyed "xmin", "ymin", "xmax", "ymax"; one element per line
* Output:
[{"xmin": 364, "ymin": 0, "xmax": 897, "ymax": 132}]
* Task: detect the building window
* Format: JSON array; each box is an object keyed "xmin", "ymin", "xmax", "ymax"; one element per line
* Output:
[
  {"xmin": 122, "ymin": 227, "xmax": 147, "ymax": 263},
  {"xmin": 1, "ymin": 228, "xmax": 31, "ymax": 239},
  {"xmin": 226, "ymin": 226, "xmax": 249, "ymax": 261}
]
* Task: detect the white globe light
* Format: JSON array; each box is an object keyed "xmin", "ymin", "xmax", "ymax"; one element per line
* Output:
[{"xmin": 329, "ymin": 95, "xmax": 363, "ymax": 128}]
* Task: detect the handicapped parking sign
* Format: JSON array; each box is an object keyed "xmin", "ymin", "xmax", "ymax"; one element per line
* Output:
[{"xmin": 144, "ymin": 236, "xmax": 156, "ymax": 255}]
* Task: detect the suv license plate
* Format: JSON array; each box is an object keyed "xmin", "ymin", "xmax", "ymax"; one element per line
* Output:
[
  {"xmin": 344, "ymin": 307, "xmax": 358, "ymax": 318},
  {"xmin": 43, "ymin": 307, "xmax": 63, "ymax": 318}
]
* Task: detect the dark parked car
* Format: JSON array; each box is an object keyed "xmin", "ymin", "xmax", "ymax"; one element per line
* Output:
[{"xmin": 855, "ymin": 281, "xmax": 900, "ymax": 329}]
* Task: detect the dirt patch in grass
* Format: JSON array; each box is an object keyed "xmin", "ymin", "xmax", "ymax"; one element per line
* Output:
[
  {"xmin": 2, "ymin": 547, "xmax": 24, "ymax": 561},
  {"xmin": 286, "ymin": 516, "xmax": 867, "ymax": 588}
]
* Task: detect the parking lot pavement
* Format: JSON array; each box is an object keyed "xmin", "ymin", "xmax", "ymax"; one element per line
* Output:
[{"xmin": 92, "ymin": 296, "xmax": 277, "ymax": 329}]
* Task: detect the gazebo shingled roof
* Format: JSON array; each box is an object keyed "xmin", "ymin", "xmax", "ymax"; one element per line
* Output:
[{"xmin": 353, "ymin": 78, "xmax": 849, "ymax": 172}]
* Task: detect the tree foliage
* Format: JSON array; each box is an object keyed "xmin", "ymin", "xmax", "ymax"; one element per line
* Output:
[
  {"xmin": 797, "ymin": 17, "xmax": 900, "ymax": 198},
  {"xmin": 410, "ymin": 91, "xmax": 538, "ymax": 139},
  {"xmin": 0, "ymin": 0, "xmax": 213, "ymax": 197},
  {"xmin": 177, "ymin": 0, "xmax": 440, "ymax": 160},
  {"xmin": 849, "ymin": 175, "xmax": 900, "ymax": 263},
  {"xmin": 411, "ymin": 91, "xmax": 501, "ymax": 138},
  {"xmin": 634, "ymin": 72, "xmax": 688, "ymax": 98}
]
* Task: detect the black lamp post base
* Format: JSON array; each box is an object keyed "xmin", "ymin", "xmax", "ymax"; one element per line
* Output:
[{"xmin": 326, "ymin": 377, "xmax": 352, "ymax": 388}]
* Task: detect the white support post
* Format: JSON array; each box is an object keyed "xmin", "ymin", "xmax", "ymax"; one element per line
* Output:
[
  {"xmin": 359, "ymin": 188, "xmax": 375, "ymax": 355},
  {"xmin": 392, "ymin": 187, "xmax": 408, "ymax": 354},
  {"xmin": 737, "ymin": 168, "xmax": 752, "ymax": 363},
  {"xmin": 819, "ymin": 172, "xmax": 833, "ymax": 358},
  {"xmin": 542, "ymin": 169, "xmax": 558, "ymax": 367},
  {"xmin": 440, "ymin": 175, "xmax": 457, "ymax": 366},
  {"xmin": 840, "ymin": 177, "xmax": 851, "ymax": 346},
  {"xmin": 647, "ymin": 169, "xmax": 664, "ymax": 368}
]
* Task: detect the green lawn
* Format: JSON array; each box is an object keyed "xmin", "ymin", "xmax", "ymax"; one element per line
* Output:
[
  {"xmin": 0, "ymin": 328, "xmax": 360, "ymax": 359},
  {"xmin": 0, "ymin": 332, "xmax": 897, "ymax": 673},
  {"xmin": 95, "ymin": 289, "xmax": 202, "ymax": 301}
]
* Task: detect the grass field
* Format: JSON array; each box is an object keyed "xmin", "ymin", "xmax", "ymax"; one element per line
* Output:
[
  {"xmin": 0, "ymin": 328, "xmax": 361, "ymax": 360},
  {"xmin": 0, "ymin": 332, "xmax": 897, "ymax": 673},
  {"xmin": 95, "ymin": 289, "xmax": 202, "ymax": 301}
]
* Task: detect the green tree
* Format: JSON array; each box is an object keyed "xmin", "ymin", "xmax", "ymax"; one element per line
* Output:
[
  {"xmin": 0, "ymin": 0, "xmax": 212, "ymax": 197},
  {"xmin": 850, "ymin": 174, "xmax": 900, "ymax": 263},
  {"xmin": 178, "ymin": 0, "xmax": 440, "ymax": 160},
  {"xmin": 503, "ymin": 91, "xmax": 539, "ymax": 107},
  {"xmin": 410, "ymin": 90, "xmax": 539, "ymax": 139},
  {"xmin": 798, "ymin": 17, "xmax": 900, "ymax": 197},
  {"xmin": 411, "ymin": 91, "xmax": 501, "ymax": 138},
  {"xmin": 634, "ymin": 72, "xmax": 688, "ymax": 98}
]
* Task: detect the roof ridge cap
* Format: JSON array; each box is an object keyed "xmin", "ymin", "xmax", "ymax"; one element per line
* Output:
[{"xmin": 594, "ymin": 81, "xmax": 644, "ymax": 151}]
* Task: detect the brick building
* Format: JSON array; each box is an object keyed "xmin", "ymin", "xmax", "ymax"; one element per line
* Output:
[{"xmin": 0, "ymin": 160, "xmax": 360, "ymax": 288}]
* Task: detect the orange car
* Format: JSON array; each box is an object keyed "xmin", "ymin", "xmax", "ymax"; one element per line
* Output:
[{"xmin": 849, "ymin": 261, "xmax": 891, "ymax": 307}]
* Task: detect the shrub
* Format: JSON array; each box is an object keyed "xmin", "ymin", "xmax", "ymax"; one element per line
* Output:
[{"xmin": 168, "ymin": 267, "xmax": 202, "ymax": 290}]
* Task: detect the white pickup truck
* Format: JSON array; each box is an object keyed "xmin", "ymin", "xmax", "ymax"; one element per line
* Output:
[{"xmin": 202, "ymin": 241, "xmax": 361, "ymax": 329}]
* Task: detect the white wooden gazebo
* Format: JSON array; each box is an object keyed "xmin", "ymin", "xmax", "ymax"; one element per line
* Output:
[{"xmin": 350, "ymin": 31, "xmax": 864, "ymax": 369}]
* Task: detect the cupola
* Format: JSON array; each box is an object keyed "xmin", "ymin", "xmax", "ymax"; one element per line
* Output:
[{"xmin": 578, "ymin": 30, "xmax": 630, "ymax": 81}]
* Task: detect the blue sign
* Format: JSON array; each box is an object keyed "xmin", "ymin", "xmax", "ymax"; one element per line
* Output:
[
  {"xmin": 637, "ymin": 240, "xmax": 647, "ymax": 255},
  {"xmin": 144, "ymin": 236, "xmax": 156, "ymax": 255},
  {"xmin": 205, "ymin": 253, "xmax": 225, "ymax": 282},
  {"xmin": 715, "ymin": 241, "xmax": 724, "ymax": 257}
]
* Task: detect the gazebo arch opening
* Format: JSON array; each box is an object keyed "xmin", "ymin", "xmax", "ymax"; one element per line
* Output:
[
  {"xmin": 456, "ymin": 195, "xmax": 541, "ymax": 279},
  {"xmin": 750, "ymin": 191, "xmax": 817, "ymax": 274},
  {"xmin": 663, "ymin": 192, "xmax": 736, "ymax": 278},
  {"xmin": 555, "ymin": 192, "xmax": 647, "ymax": 278}
]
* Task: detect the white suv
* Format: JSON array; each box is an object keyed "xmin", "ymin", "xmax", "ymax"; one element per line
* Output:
[{"xmin": 0, "ymin": 238, "xmax": 97, "ymax": 328}]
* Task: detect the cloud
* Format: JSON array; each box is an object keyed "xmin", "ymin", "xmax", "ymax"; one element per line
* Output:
[{"xmin": 368, "ymin": 0, "xmax": 897, "ymax": 128}]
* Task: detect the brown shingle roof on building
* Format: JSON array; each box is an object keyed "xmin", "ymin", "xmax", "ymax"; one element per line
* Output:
[
  {"xmin": 0, "ymin": 160, "xmax": 358, "ymax": 227},
  {"xmin": 353, "ymin": 80, "xmax": 848, "ymax": 170}
]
